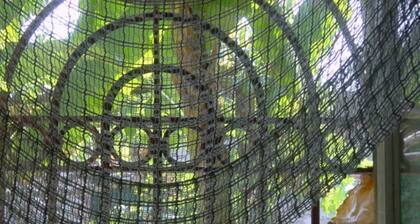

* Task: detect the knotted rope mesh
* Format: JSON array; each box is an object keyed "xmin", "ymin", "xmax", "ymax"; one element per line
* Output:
[{"xmin": 0, "ymin": 0, "xmax": 418, "ymax": 223}]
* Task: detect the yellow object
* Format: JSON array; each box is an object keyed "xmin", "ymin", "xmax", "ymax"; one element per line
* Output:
[{"xmin": 331, "ymin": 174, "xmax": 374, "ymax": 224}]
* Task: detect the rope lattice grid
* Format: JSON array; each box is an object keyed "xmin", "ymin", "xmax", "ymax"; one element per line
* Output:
[{"xmin": 0, "ymin": 0, "xmax": 419, "ymax": 223}]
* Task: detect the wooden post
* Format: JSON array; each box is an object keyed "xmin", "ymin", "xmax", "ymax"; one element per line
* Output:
[
  {"xmin": 311, "ymin": 200, "xmax": 320, "ymax": 224},
  {"xmin": 374, "ymin": 128, "xmax": 401, "ymax": 224},
  {"xmin": 0, "ymin": 91, "xmax": 9, "ymax": 224}
]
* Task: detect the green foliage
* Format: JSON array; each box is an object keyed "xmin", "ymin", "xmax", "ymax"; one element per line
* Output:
[
  {"xmin": 321, "ymin": 176, "xmax": 356, "ymax": 217},
  {"xmin": 62, "ymin": 126, "xmax": 95, "ymax": 162},
  {"xmin": 1, "ymin": 0, "xmax": 347, "ymax": 117},
  {"xmin": 225, "ymin": 128, "xmax": 248, "ymax": 161},
  {"xmin": 358, "ymin": 158, "xmax": 373, "ymax": 168},
  {"xmin": 9, "ymin": 127, "xmax": 46, "ymax": 162},
  {"xmin": 113, "ymin": 127, "xmax": 149, "ymax": 162},
  {"xmin": 0, "ymin": 0, "xmax": 48, "ymax": 39},
  {"xmin": 0, "ymin": 0, "xmax": 48, "ymax": 90},
  {"xmin": 293, "ymin": 0, "xmax": 338, "ymax": 70},
  {"xmin": 168, "ymin": 128, "xmax": 197, "ymax": 161},
  {"xmin": 0, "ymin": 0, "xmax": 369, "ymax": 221},
  {"xmin": 62, "ymin": 57, "xmax": 121, "ymax": 115},
  {"xmin": 192, "ymin": 0, "xmax": 250, "ymax": 33},
  {"xmin": 0, "ymin": 0, "xmax": 27, "ymax": 30}
]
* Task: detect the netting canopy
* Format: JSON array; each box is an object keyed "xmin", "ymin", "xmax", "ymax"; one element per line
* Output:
[{"xmin": 0, "ymin": 0, "xmax": 418, "ymax": 223}]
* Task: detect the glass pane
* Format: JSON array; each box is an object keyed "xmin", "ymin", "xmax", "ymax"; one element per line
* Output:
[{"xmin": 401, "ymin": 122, "xmax": 420, "ymax": 223}]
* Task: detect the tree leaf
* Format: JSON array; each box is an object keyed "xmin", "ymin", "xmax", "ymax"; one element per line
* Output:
[
  {"xmin": 0, "ymin": 0, "xmax": 27, "ymax": 30},
  {"xmin": 294, "ymin": 0, "xmax": 337, "ymax": 65}
]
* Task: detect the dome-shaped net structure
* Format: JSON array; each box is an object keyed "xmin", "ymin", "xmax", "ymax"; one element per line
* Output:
[{"xmin": 0, "ymin": 0, "xmax": 418, "ymax": 223}]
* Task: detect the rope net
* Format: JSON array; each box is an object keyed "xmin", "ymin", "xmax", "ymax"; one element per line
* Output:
[{"xmin": 0, "ymin": 0, "xmax": 418, "ymax": 223}]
